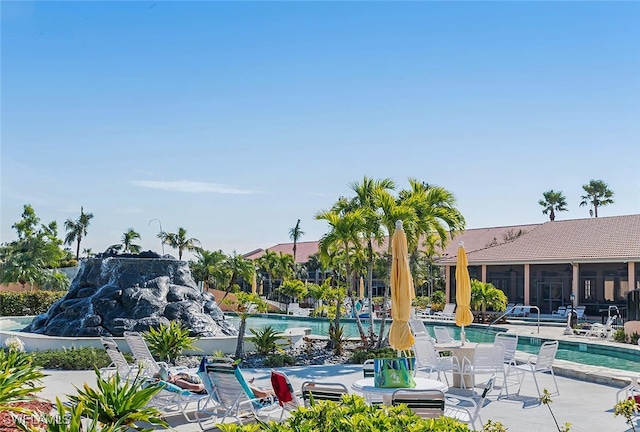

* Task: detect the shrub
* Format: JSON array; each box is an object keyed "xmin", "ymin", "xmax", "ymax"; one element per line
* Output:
[
  {"xmin": 0, "ymin": 291, "xmax": 66, "ymax": 316},
  {"xmin": 217, "ymin": 394, "xmax": 471, "ymax": 431},
  {"xmin": 142, "ymin": 321, "xmax": 200, "ymax": 364},
  {"xmin": 349, "ymin": 347, "xmax": 397, "ymax": 364},
  {"xmin": 328, "ymin": 324, "xmax": 347, "ymax": 355},
  {"xmin": 249, "ymin": 326, "xmax": 288, "ymax": 355},
  {"xmin": 613, "ymin": 328, "xmax": 627, "ymax": 343},
  {"xmin": 630, "ymin": 332, "xmax": 640, "ymax": 345},
  {"xmin": 264, "ymin": 354, "xmax": 296, "ymax": 368},
  {"xmin": 31, "ymin": 347, "xmax": 117, "ymax": 370}
]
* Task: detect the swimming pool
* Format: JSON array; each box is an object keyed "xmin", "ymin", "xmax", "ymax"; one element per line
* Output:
[{"xmin": 229, "ymin": 314, "xmax": 640, "ymax": 373}]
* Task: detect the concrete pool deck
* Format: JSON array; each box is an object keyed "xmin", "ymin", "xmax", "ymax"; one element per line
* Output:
[{"xmin": 31, "ymin": 322, "xmax": 640, "ymax": 431}]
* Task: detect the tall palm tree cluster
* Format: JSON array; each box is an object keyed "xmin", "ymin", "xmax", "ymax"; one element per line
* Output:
[
  {"xmin": 315, "ymin": 176, "xmax": 466, "ymax": 345},
  {"xmin": 539, "ymin": 179, "xmax": 615, "ymax": 221}
]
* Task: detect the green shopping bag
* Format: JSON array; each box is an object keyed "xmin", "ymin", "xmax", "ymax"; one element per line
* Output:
[{"xmin": 373, "ymin": 357, "xmax": 416, "ymax": 388}]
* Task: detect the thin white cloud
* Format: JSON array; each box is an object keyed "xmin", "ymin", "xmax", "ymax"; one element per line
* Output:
[{"xmin": 132, "ymin": 180, "xmax": 254, "ymax": 195}]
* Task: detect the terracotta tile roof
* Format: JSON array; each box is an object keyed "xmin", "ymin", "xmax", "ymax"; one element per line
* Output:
[
  {"xmin": 439, "ymin": 223, "xmax": 541, "ymax": 259},
  {"xmin": 243, "ymin": 241, "xmax": 322, "ymax": 263},
  {"xmin": 440, "ymin": 214, "xmax": 640, "ymax": 265}
]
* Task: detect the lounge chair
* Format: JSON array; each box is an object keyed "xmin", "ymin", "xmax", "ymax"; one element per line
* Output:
[
  {"xmin": 574, "ymin": 316, "xmax": 614, "ymax": 339},
  {"xmin": 199, "ymin": 362, "xmax": 281, "ymax": 427},
  {"xmin": 100, "ymin": 336, "xmax": 135, "ymax": 379},
  {"xmin": 432, "ymin": 303, "xmax": 456, "ymax": 320},
  {"xmin": 575, "ymin": 306, "xmax": 587, "ymax": 320},
  {"xmin": 506, "ymin": 303, "xmax": 523, "ymax": 317},
  {"xmin": 270, "ymin": 369, "xmax": 303, "ymax": 421},
  {"xmin": 551, "ymin": 306, "xmax": 567, "ymax": 319},
  {"xmin": 123, "ymin": 331, "xmax": 183, "ymax": 378}
]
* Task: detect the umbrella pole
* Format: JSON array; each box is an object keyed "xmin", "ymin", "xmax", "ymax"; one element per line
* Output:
[{"xmin": 461, "ymin": 326, "xmax": 466, "ymax": 346}]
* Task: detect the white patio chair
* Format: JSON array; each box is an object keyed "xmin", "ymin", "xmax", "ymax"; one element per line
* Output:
[
  {"xmin": 505, "ymin": 340, "xmax": 559, "ymax": 397},
  {"xmin": 409, "ymin": 319, "xmax": 433, "ymax": 339},
  {"xmin": 412, "ymin": 335, "xmax": 461, "ymax": 385},
  {"xmin": 574, "ymin": 316, "xmax": 614, "ymax": 339},
  {"xmin": 494, "ymin": 333, "xmax": 518, "ymax": 368},
  {"xmin": 575, "ymin": 306, "xmax": 587, "ymax": 320},
  {"xmin": 363, "ymin": 359, "xmax": 375, "ymax": 378},
  {"xmin": 445, "ymin": 375, "xmax": 495, "ymax": 431},
  {"xmin": 460, "ymin": 343, "xmax": 505, "ymax": 391},
  {"xmin": 123, "ymin": 331, "xmax": 188, "ymax": 379},
  {"xmin": 433, "ymin": 326, "xmax": 455, "ymax": 344},
  {"xmin": 391, "ymin": 389, "xmax": 445, "ymax": 419}
]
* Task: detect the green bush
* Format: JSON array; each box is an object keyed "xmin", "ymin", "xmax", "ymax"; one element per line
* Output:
[
  {"xmin": 264, "ymin": 354, "xmax": 296, "ymax": 368},
  {"xmin": 249, "ymin": 325, "xmax": 288, "ymax": 355},
  {"xmin": 0, "ymin": 349, "xmax": 46, "ymax": 415},
  {"xmin": 630, "ymin": 332, "xmax": 640, "ymax": 345},
  {"xmin": 31, "ymin": 347, "xmax": 119, "ymax": 370},
  {"xmin": 613, "ymin": 328, "xmax": 627, "ymax": 343},
  {"xmin": 0, "ymin": 291, "xmax": 66, "ymax": 316},
  {"xmin": 349, "ymin": 347, "xmax": 398, "ymax": 364},
  {"xmin": 218, "ymin": 394, "xmax": 471, "ymax": 431}
]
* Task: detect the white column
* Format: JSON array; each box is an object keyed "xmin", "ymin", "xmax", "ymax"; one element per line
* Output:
[
  {"xmin": 445, "ymin": 265, "xmax": 451, "ymax": 303},
  {"xmin": 481, "ymin": 265, "xmax": 487, "ymax": 283},
  {"xmin": 524, "ymin": 264, "xmax": 530, "ymax": 305},
  {"xmin": 630, "ymin": 262, "xmax": 636, "ymax": 290}
]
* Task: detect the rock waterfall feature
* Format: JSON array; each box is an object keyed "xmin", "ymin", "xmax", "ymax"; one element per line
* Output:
[{"xmin": 23, "ymin": 252, "xmax": 238, "ymax": 337}]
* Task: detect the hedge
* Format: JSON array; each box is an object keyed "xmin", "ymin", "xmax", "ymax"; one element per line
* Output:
[{"xmin": 0, "ymin": 291, "xmax": 66, "ymax": 316}]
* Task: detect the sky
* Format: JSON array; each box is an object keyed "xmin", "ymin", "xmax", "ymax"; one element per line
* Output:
[{"xmin": 1, "ymin": 1, "xmax": 639, "ymax": 260}]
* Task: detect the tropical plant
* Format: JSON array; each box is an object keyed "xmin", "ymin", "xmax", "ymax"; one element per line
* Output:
[
  {"xmin": 481, "ymin": 420, "xmax": 509, "ymax": 432},
  {"xmin": 579, "ymin": 179, "xmax": 614, "ymax": 218},
  {"xmin": 68, "ymin": 369, "xmax": 168, "ymax": 431},
  {"xmin": 328, "ymin": 324, "xmax": 348, "ymax": 355},
  {"xmin": 289, "ymin": 219, "xmax": 305, "ymax": 263},
  {"xmin": 31, "ymin": 346, "xmax": 113, "ymax": 370},
  {"xmin": 257, "ymin": 250, "xmax": 279, "ymax": 296},
  {"xmin": 16, "ymin": 398, "xmax": 128, "ymax": 432},
  {"xmin": 83, "ymin": 248, "xmax": 95, "ymax": 258},
  {"xmin": 613, "ymin": 398, "xmax": 637, "ymax": 432},
  {"xmin": 64, "ymin": 207, "xmax": 94, "ymax": 260},
  {"xmin": 217, "ymin": 394, "xmax": 471, "ymax": 431},
  {"xmin": 273, "ymin": 252, "xmax": 295, "ymax": 282},
  {"xmin": 38, "ymin": 270, "xmax": 70, "ymax": 291},
  {"xmin": 189, "ymin": 248, "xmax": 229, "ymax": 290},
  {"xmin": 0, "ymin": 349, "xmax": 46, "ymax": 417},
  {"xmin": 110, "ymin": 229, "xmax": 142, "ymax": 254},
  {"xmin": 470, "ymin": 279, "xmax": 508, "ymax": 323},
  {"xmin": 222, "ymin": 292, "xmax": 268, "ymax": 359},
  {"xmin": 277, "ymin": 279, "xmax": 307, "ymax": 312},
  {"xmin": 158, "ymin": 227, "xmax": 200, "ymax": 260},
  {"xmin": 142, "ymin": 321, "xmax": 199, "ymax": 364},
  {"xmin": 539, "ymin": 190, "xmax": 568, "ymax": 221},
  {"xmin": 1, "ymin": 254, "xmax": 44, "ymax": 292},
  {"xmin": 248, "ymin": 326, "xmax": 288, "ymax": 355}
]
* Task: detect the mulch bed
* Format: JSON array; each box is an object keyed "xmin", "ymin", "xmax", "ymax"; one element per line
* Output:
[{"xmin": 0, "ymin": 400, "xmax": 53, "ymax": 432}]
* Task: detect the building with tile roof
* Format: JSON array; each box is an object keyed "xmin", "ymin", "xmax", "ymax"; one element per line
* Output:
[{"xmin": 245, "ymin": 214, "xmax": 640, "ymax": 316}]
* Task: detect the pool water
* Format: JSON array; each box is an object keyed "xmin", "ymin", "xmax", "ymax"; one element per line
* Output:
[{"xmin": 230, "ymin": 315, "xmax": 640, "ymax": 373}]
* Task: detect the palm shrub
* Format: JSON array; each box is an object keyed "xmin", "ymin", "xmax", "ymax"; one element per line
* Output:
[
  {"xmin": 16, "ymin": 399, "xmax": 129, "ymax": 432},
  {"xmin": 67, "ymin": 369, "xmax": 168, "ymax": 431},
  {"xmin": 328, "ymin": 324, "xmax": 348, "ymax": 355},
  {"xmin": 249, "ymin": 325, "xmax": 288, "ymax": 355},
  {"xmin": 217, "ymin": 394, "xmax": 471, "ymax": 431},
  {"xmin": 142, "ymin": 321, "xmax": 200, "ymax": 364},
  {"xmin": 0, "ymin": 349, "xmax": 46, "ymax": 415}
]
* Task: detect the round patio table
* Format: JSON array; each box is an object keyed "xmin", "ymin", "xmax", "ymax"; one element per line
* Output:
[{"xmin": 351, "ymin": 377, "xmax": 448, "ymax": 405}]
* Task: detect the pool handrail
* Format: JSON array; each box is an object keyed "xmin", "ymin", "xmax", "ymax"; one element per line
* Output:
[{"xmin": 487, "ymin": 306, "xmax": 540, "ymax": 334}]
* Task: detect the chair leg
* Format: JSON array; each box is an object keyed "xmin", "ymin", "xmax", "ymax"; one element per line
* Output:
[{"xmin": 548, "ymin": 370, "xmax": 560, "ymax": 396}]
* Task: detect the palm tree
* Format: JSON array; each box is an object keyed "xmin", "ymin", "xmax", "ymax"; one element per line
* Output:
[
  {"xmin": 158, "ymin": 227, "xmax": 200, "ymax": 260},
  {"xmin": 539, "ymin": 190, "xmax": 568, "ymax": 221},
  {"xmin": 580, "ymin": 179, "xmax": 614, "ymax": 218},
  {"xmin": 82, "ymin": 248, "xmax": 94, "ymax": 258},
  {"xmin": 257, "ymin": 250, "xmax": 279, "ymax": 296},
  {"xmin": 289, "ymin": 219, "xmax": 305, "ymax": 263},
  {"xmin": 64, "ymin": 207, "xmax": 94, "ymax": 260},
  {"xmin": 274, "ymin": 252, "xmax": 295, "ymax": 283},
  {"xmin": 120, "ymin": 229, "xmax": 142, "ymax": 253},
  {"xmin": 349, "ymin": 176, "xmax": 395, "ymax": 343},
  {"xmin": 315, "ymin": 207, "xmax": 365, "ymax": 337},
  {"xmin": 223, "ymin": 252, "xmax": 255, "ymax": 297},
  {"xmin": 189, "ymin": 248, "xmax": 228, "ymax": 290},
  {"xmin": 470, "ymin": 279, "xmax": 507, "ymax": 323}
]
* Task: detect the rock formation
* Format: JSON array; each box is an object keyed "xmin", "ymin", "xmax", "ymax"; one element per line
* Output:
[{"xmin": 23, "ymin": 251, "xmax": 238, "ymax": 337}]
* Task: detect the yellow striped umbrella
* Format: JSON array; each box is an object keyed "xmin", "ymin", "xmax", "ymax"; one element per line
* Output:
[
  {"xmin": 455, "ymin": 242, "xmax": 474, "ymax": 345},
  {"xmin": 389, "ymin": 220, "xmax": 416, "ymax": 352}
]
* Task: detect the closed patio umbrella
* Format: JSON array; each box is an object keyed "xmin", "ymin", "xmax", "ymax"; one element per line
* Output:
[
  {"xmin": 455, "ymin": 242, "xmax": 474, "ymax": 346},
  {"xmin": 389, "ymin": 220, "xmax": 416, "ymax": 352},
  {"xmin": 359, "ymin": 276, "xmax": 365, "ymax": 300},
  {"xmin": 252, "ymin": 272, "xmax": 257, "ymax": 295}
]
